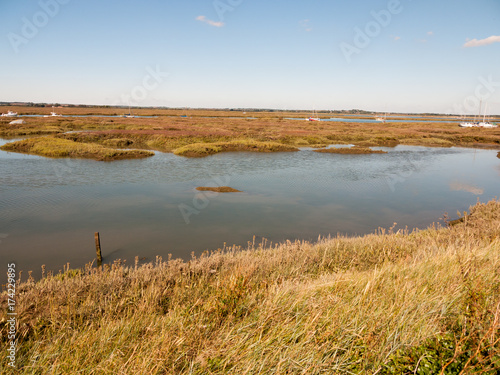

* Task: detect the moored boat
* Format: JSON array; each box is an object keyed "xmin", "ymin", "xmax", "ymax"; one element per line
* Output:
[
  {"xmin": 1, "ymin": 110, "xmax": 18, "ymax": 117},
  {"xmin": 459, "ymin": 101, "xmax": 497, "ymax": 128},
  {"xmin": 306, "ymin": 108, "xmax": 320, "ymax": 121}
]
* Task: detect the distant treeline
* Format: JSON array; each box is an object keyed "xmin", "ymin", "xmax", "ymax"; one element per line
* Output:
[{"xmin": 0, "ymin": 102, "xmax": 494, "ymax": 117}]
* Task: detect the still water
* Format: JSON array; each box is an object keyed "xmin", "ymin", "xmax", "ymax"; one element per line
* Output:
[
  {"xmin": 286, "ymin": 117, "xmax": 465, "ymax": 124},
  {"xmin": 1, "ymin": 139, "xmax": 499, "ymax": 279}
]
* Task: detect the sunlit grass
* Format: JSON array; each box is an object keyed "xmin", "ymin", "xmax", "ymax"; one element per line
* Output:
[
  {"xmin": 0, "ymin": 136, "xmax": 154, "ymax": 161},
  {"xmin": 1, "ymin": 107, "xmax": 500, "ymax": 157},
  {"xmin": 173, "ymin": 139, "xmax": 299, "ymax": 157},
  {"xmin": 314, "ymin": 146, "xmax": 388, "ymax": 154}
]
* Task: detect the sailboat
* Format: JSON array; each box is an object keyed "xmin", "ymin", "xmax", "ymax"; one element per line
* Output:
[
  {"xmin": 375, "ymin": 113, "xmax": 387, "ymax": 122},
  {"xmin": 123, "ymin": 105, "xmax": 135, "ymax": 118},
  {"xmin": 477, "ymin": 103, "xmax": 497, "ymax": 128},
  {"xmin": 459, "ymin": 101, "xmax": 498, "ymax": 128},
  {"xmin": 306, "ymin": 108, "xmax": 320, "ymax": 121},
  {"xmin": 44, "ymin": 106, "xmax": 62, "ymax": 117}
]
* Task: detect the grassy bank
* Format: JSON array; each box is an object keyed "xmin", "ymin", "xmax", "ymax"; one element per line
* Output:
[
  {"xmin": 1, "ymin": 200, "xmax": 499, "ymax": 373},
  {"xmin": 0, "ymin": 136, "xmax": 154, "ymax": 161},
  {"xmin": 314, "ymin": 146, "xmax": 388, "ymax": 154},
  {"xmin": 173, "ymin": 140, "xmax": 299, "ymax": 157}
]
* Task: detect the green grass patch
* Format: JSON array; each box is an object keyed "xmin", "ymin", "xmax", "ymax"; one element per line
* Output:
[
  {"xmin": 0, "ymin": 136, "xmax": 154, "ymax": 161},
  {"xmin": 173, "ymin": 139, "xmax": 299, "ymax": 157},
  {"xmin": 314, "ymin": 146, "xmax": 388, "ymax": 154},
  {"xmin": 196, "ymin": 186, "xmax": 242, "ymax": 193},
  {"xmin": 399, "ymin": 137, "xmax": 454, "ymax": 147}
]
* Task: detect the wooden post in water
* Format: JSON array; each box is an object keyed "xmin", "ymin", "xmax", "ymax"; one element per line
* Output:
[{"xmin": 95, "ymin": 232, "xmax": 102, "ymax": 266}]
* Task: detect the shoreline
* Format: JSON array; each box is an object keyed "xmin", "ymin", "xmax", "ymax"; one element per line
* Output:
[
  {"xmin": 1, "ymin": 199, "xmax": 499, "ymax": 373},
  {"xmin": 1, "ymin": 136, "xmax": 499, "ymax": 161}
]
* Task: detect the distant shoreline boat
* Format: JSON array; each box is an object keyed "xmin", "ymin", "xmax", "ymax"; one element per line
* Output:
[
  {"xmin": 44, "ymin": 111, "xmax": 62, "ymax": 117},
  {"xmin": 375, "ymin": 113, "xmax": 387, "ymax": 122},
  {"xmin": 458, "ymin": 121, "xmax": 476, "ymax": 128},
  {"xmin": 44, "ymin": 106, "xmax": 62, "ymax": 117},
  {"xmin": 122, "ymin": 106, "xmax": 135, "ymax": 118},
  {"xmin": 1, "ymin": 110, "xmax": 18, "ymax": 117},
  {"xmin": 459, "ymin": 101, "xmax": 498, "ymax": 128},
  {"xmin": 306, "ymin": 108, "xmax": 320, "ymax": 122}
]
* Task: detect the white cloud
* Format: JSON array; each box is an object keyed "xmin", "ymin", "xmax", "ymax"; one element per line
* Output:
[
  {"xmin": 299, "ymin": 19, "xmax": 312, "ymax": 32},
  {"xmin": 427, "ymin": 31, "xmax": 433, "ymax": 36},
  {"xmin": 196, "ymin": 15, "xmax": 224, "ymax": 28},
  {"xmin": 449, "ymin": 182, "xmax": 483, "ymax": 195},
  {"xmin": 463, "ymin": 35, "xmax": 500, "ymax": 48},
  {"xmin": 393, "ymin": 36, "xmax": 401, "ymax": 41}
]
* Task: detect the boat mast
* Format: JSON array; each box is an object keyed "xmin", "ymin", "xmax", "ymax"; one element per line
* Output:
[{"xmin": 476, "ymin": 100, "xmax": 482, "ymax": 123}]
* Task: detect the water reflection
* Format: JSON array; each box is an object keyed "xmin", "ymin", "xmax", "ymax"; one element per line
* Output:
[{"xmin": 1, "ymin": 140, "xmax": 499, "ymax": 279}]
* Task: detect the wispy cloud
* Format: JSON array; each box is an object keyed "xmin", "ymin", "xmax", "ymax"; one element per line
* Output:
[
  {"xmin": 196, "ymin": 15, "xmax": 224, "ymax": 28},
  {"xmin": 418, "ymin": 32, "xmax": 433, "ymax": 43},
  {"xmin": 450, "ymin": 181, "xmax": 484, "ymax": 195},
  {"xmin": 464, "ymin": 35, "xmax": 500, "ymax": 48},
  {"xmin": 393, "ymin": 36, "xmax": 401, "ymax": 41},
  {"xmin": 299, "ymin": 19, "xmax": 312, "ymax": 32}
]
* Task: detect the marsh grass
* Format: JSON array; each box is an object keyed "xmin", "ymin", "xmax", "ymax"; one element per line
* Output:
[
  {"xmin": 196, "ymin": 186, "xmax": 242, "ymax": 193},
  {"xmin": 2, "ymin": 107, "xmax": 500, "ymax": 158},
  {"xmin": 399, "ymin": 137, "xmax": 455, "ymax": 147},
  {"xmin": 173, "ymin": 140, "xmax": 299, "ymax": 157},
  {"xmin": 1, "ymin": 200, "xmax": 499, "ymax": 373},
  {"xmin": 0, "ymin": 136, "xmax": 154, "ymax": 161},
  {"xmin": 314, "ymin": 146, "xmax": 388, "ymax": 154}
]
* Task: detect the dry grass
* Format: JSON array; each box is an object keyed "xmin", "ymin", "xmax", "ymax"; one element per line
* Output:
[
  {"xmin": 1, "ymin": 200, "xmax": 500, "ymax": 373},
  {"xmin": 0, "ymin": 136, "xmax": 154, "ymax": 161}
]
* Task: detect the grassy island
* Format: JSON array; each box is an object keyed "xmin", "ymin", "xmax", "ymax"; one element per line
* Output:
[
  {"xmin": 173, "ymin": 140, "xmax": 299, "ymax": 157},
  {"xmin": 1, "ymin": 199, "xmax": 499, "ymax": 373},
  {"xmin": 314, "ymin": 146, "xmax": 388, "ymax": 154},
  {"xmin": 196, "ymin": 186, "xmax": 242, "ymax": 193},
  {"xmin": 0, "ymin": 136, "xmax": 154, "ymax": 161}
]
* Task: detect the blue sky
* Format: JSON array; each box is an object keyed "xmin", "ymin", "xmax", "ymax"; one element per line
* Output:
[{"xmin": 1, "ymin": 0, "xmax": 499, "ymax": 114}]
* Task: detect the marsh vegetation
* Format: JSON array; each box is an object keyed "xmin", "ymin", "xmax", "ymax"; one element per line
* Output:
[
  {"xmin": 314, "ymin": 146, "xmax": 388, "ymax": 154},
  {"xmin": 0, "ymin": 136, "xmax": 154, "ymax": 161},
  {"xmin": 196, "ymin": 186, "xmax": 242, "ymax": 193},
  {"xmin": 1, "ymin": 200, "xmax": 499, "ymax": 373},
  {"xmin": 1, "ymin": 107, "xmax": 499, "ymax": 160}
]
